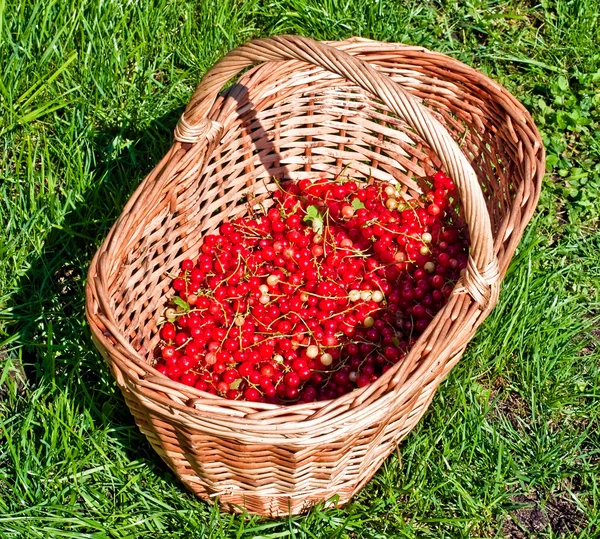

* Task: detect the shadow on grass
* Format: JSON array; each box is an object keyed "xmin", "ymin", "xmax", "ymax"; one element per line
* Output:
[{"xmin": 6, "ymin": 105, "xmax": 187, "ymax": 471}]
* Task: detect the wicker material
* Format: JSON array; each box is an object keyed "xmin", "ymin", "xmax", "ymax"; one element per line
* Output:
[{"xmin": 85, "ymin": 36, "xmax": 543, "ymax": 516}]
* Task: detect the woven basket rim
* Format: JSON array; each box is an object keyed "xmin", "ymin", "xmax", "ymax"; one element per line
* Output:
[{"xmin": 85, "ymin": 36, "xmax": 544, "ymax": 438}]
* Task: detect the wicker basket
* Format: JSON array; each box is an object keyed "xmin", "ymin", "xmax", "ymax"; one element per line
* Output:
[{"xmin": 86, "ymin": 36, "xmax": 544, "ymax": 517}]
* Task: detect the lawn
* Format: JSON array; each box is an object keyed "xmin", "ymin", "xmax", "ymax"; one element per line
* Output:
[{"xmin": 1, "ymin": 0, "xmax": 599, "ymax": 537}]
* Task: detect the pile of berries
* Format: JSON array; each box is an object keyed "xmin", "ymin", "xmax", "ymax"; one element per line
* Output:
[{"xmin": 154, "ymin": 172, "xmax": 469, "ymax": 404}]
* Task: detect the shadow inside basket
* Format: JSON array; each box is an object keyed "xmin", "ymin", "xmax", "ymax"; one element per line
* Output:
[{"xmin": 117, "ymin": 81, "xmax": 469, "ymax": 369}]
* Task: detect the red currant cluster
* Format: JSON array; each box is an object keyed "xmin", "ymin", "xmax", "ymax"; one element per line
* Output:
[{"xmin": 154, "ymin": 172, "xmax": 469, "ymax": 404}]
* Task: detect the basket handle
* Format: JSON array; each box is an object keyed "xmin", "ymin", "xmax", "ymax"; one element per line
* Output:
[{"xmin": 176, "ymin": 35, "xmax": 499, "ymax": 307}]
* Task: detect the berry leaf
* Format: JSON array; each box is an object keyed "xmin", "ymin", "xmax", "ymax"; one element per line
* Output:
[
  {"xmin": 351, "ymin": 198, "xmax": 366, "ymax": 211},
  {"xmin": 229, "ymin": 379, "xmax": 242, "ymax": 390},
  {"xmin": 305, "ymin": 205, "xmax": 320, "ymax": 220},
  {"xmin": 172, "ymin": 296, "xmax": 190, "ymax": 312},
  {"xmin": 304, "ymin": 205, "xmax": 324, "ymax": 234}
]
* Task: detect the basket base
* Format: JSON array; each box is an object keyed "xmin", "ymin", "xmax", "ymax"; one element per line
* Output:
[{"xmin": 124, "ymin": 359, "xmax": 449, "ymax": 517}]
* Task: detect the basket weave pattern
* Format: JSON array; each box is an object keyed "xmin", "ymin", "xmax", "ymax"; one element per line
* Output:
[{"xmin": 86, "ymin": 36, "xmax": 543, "ymax": 516}]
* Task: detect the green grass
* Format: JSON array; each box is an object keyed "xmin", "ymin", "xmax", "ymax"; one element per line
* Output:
[{"xmin": 1, "ymin": 0, "xmax": 599, "ymax": 537}]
